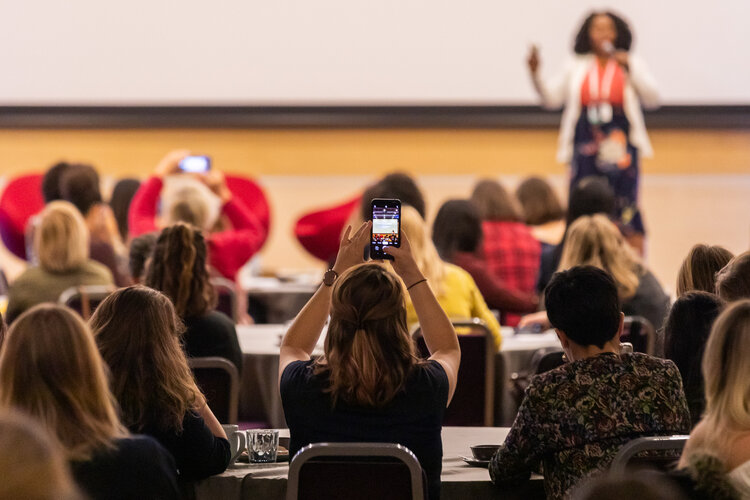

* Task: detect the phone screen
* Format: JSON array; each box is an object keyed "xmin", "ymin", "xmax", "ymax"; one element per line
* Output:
[
  {"xmin": 370, "ymin": 198, "xmax": 401, "ymax": 260},
  {"xmin": 179, "ymin": 155, "xmax": 211, "ymax": 173}
]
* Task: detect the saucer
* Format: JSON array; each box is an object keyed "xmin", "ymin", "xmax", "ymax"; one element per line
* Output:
[{"xmin": 460, "ymin": 456, "xmax": 490, "ymax": 468}]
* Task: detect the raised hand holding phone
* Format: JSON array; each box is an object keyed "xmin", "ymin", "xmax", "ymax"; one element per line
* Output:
[
  {"xmin": 370, "ymin": 198, "xmax": 401, "ymax": 260},
  {"xmin": 332, "ymin": 221, "xmax": 371, "ymax": 275},
  {"xmin": 383, "ymin": 232, "xmax": 425, "ymax": 290}
]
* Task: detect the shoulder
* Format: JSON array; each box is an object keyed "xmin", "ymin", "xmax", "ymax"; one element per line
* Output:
[
  {"xmin": 9, "ymin": 266, "xmax": 45, "ymax": 286},
  {"xmin": 280, "ymin": 359, "xmax": 317, "ymax": 394},
  {"xmin": 444, "ymin": 263, "xmax": 474, "ymax": 285},
  {"xmin": 114, "ymin": 435, "xmax": 173, "ymax": 459},
  {"xmin": 82, "ymin": 260, "xmax": 115, "ymax": 281},
  {"xmin": 198, "ymin": 310, "xmax": 235, "ymax": 328},
  {"xmin": 407, "ymin": 361, "xmax": 450, "ymax": 403}
]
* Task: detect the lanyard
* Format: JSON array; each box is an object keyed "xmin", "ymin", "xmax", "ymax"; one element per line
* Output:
[{"xmin": 588, "ymin": 59, "xmax": 617, "ymax": 103}]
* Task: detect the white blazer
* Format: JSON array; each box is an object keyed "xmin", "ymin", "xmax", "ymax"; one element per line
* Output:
[{"xmin": 533, "ymin": 54, "xmax": 659, "ymax": 163}]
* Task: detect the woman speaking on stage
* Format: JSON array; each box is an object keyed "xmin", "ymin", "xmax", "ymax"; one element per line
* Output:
[{"xmin": 528, "ymin": 11, "xmax": 659, "ymax": 250}]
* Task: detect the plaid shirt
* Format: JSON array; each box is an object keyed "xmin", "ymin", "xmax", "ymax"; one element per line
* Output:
[{"xmin": 481, "ymin": 221, "xmax": 541, "ymax": 325}]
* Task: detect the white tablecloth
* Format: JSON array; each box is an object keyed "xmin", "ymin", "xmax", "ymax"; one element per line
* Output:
[
  {"xmin": 194, "ymin": 426, "xmax": 544, "ymax": 500},
  {"xmin": 236, "ymin": 325, "xmax": 560, "ymax": 428}
]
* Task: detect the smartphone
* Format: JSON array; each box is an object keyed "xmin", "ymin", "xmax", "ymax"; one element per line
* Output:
[
  {"xmin": 370, "ymin": 198, "xmax": 401, "ymax": 260},
  {"xmin": 179, "ymin": 155, "xmax": 211, "ymax": 173}
]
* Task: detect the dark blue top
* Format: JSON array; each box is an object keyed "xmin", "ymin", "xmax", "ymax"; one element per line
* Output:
[
  {"xmin": 71, "ymin": 435, "xmax": 180, "ymax": 500},
  {"xmin": 281, "ymin": 359, "xmax": 449, "ymax": 499}
]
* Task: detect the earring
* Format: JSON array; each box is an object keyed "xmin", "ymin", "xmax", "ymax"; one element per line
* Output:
[{"xmin": 561, "ymin": 352, "xmax": 568, "ymax": 363}]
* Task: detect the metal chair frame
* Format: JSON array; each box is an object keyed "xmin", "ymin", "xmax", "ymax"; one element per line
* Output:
[
  {"xmin": 609, "ymin": 435, "xmax": 690, "ymax": 474},
  {"xmin": 188, "ymin": 356, "xmax": 240, "ymax": 424},
  {"xmin": 58, "ymin": 285, "xmax": 117, "ymax": 319},
  {"xmin": 286, "ymin": 442, "xmax": 425, "ymax": 500}
]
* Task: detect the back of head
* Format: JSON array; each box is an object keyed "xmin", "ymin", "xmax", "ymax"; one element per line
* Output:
[
  {"xmin": 545, "ymin": 266, "xmax": 621, "ymax": 348},
  {"xmin": 0, "ymin": 304, "xmax": 123, "ymax": 461},
  {"xmin": 715, "ymin": 250, "xmax": 750, "ymax": 302},
  {"xmin": 128, "ymin": 231, "xmax": 158, "ymax": 284},
  {"xmin": 701, "ymin": 299, "xmax": 750, "ymax": 431},
  {"xmin": 566, "ymin": 177, "xmax": 615, "ymax": 226},
  {"xmin": 0, "ymin": 410, "xmax": 80, "ymax": 500},
  {"xmin": 677, "ymin": 244, "xmax": 734, "ymax": 297},
  {"xmin": 320, "ymin": 263, "xmax": 416, "ymax": 407},
  {"xmin": 60, "ymin": 164, "xmax": 102, "ymax": 216},
  {"xmin": 145, "ymin": 222, "xmax": 216, "ymax": 317},
  {"xmin": 35, "ymin": 201, "xmax": 90, "ymax": 273},
  {"xmin": 559, "ymin": 214, "xmax": 640, "ymax": 299},
  {"xmin": 470, "ymin": 178, "xmax": 522, "ymax": 222},
  {"xmin": 572, "ymin": 471, "xmax": 687, "ymax": 500},
  {"xmin": 41, "ymin": 162, "xmax": 72, "ymax": 204},
  {"xmin": 360, "ymin": 172, "xmax": 426, "ymax": 221},
  {"xmin": 515, "ymin": 176, "xmax": 565, "ymax": 226},
  {"xmin": 90, "ymin": 286, "xmax": 204, "ymax": 432},
  {"xmin": 664, "ymin": 291, "xmax": 723, "ymax": 389},
  {"xmin": 109, "ymin": 178, "xmax": 141, "ymax": 242},
  {"xmin": 165, "ymin": 186, "xmax": 210, "ymax": 230},
  {"xmin": 399, "ymin": 206, "xmax": 445, "ymax": 294},
  {"xmin": 432, "ymin": 199, "xmax": 482, "ymax": 260}
]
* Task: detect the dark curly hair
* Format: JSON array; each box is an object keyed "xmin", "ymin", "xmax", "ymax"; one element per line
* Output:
[{"xmin": 574, "ymin": 11, "xmax": 632, "ymax": 54}]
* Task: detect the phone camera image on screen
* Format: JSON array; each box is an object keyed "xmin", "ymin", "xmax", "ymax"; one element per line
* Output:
[
  {"xmin": 370, "ymin": 199, "xmax": 401, "ymax": 260},
  {"xmin": 179, "ymin": 155, "xmax": 211, "ymax": 173}
]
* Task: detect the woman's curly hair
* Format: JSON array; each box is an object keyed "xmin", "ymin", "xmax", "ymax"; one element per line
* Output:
[{"xmin": 574, "ymin": 11, "xmax": 633, "ymax": 54}]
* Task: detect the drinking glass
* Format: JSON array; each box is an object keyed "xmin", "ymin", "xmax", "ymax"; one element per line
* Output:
[{"xmin": 246, "ymin": 429, "xmax": 279, "ymax": 463}]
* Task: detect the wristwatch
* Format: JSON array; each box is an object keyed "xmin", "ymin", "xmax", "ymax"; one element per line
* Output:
[{"xmin": 323, "ymin": 269, "xmax": 339, "ymax": 287}]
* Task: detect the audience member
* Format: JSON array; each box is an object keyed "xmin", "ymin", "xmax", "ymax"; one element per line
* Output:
[
  {"xmin": 128, "ymin": 150, "xmax": 265, "ymax": 280},
  {"xmin": 359, "ymin": 172, "xmax": 427, "ymax": 221},
  {"xmin": 91, "ymin": 286, "xmax": 231, "ymax": 481},
  {"xmin": 59, "ymin": 163, "xmax": 130, "ymax": 286},
  {"xmin": 40, "ymin": 161, "xmax": 72, "ymax": 204},
  {"xmin": 432, "ymin": 199, "xmax": 538, "ymax": 325},
  {"xmin": 400, "ymin": 206, "xmax": 502, "ymax": 347},
  {"xmin": 471, "ymin": 179, "xmax": 541, "ymax": 325},
  {"xmin": 0, "ymin": 410, "xmax": 81, "ymax": 500},
  {"xmin": 5, "ymin": 201, "xmax": 113, "ymax": 324},
  {"xmin": 677, "ymin": 244, "xmax": 734, "ymax": 297},
  {"xmin": 145, "ymin": 223, "xmax": 242, "ymax": 371},
  {"xmin": 679, "ymin": 299, "xmax": 750, "ymax": 498},
  {"xmin": 0, "ymin": 304, "xmax": 180, "ymax": 499},
  {"xmin": 515, "ymin": 176, "xmax": 566, "ymax": 247},
  {"xmin": 537, "ymin": 176, "xmax": 616, "ymax": 293},
  {"xmin": 571, "ymin": 471, "xmax": 688, "ymax": 500},
  {"xmin": 664, "ymin": 292, "xmax": 724, "ymax": 427},
  {"xmin": 520, "ymin": 214, "xmax": 671, "ymax": 351},
  {"xmin": 715, "ymin": 251, "xmax": 750, "ymax": 302},
  {"xmin": 127, "ymin": 231, "xmax": 158, "ymax": 284},
  {"xmin": 490, "ymin": 266, "xmax": 690, "ymax": 499},
  {"xmin": 109, "ymin": 178, "xmax": 141, "ymax": 243},
  {"xmin": 279, "ymin": 222, "xmax": 460, "ymax": 500}
]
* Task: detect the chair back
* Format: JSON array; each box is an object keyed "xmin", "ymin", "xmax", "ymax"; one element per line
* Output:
[
  {"xmin": 58, "ymin": 285, "xmax": 116, "ymax": 319},
  {"xmin": 413, "ymin": 318, "xmax": 495, "ymax": 426},
  {"xmin": 211, "ymin": 277, "xmax": 238, "ymax": 322},
  {"xmin": 622, "ymin": 316, "xmax": 656, "ymax": 355},
  {"xmin": 610, "ymin": 435, "xmax": 689, "ymax": 474},
  {"xmin": 287, "ymin": 443, "xmax": 425, "ymax": 500},
  {"xmin": 188, "ymin": 357, "xmax": 239, "ymax": 424}
]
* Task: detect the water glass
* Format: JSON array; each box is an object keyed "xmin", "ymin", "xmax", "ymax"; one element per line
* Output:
[{"xmin": 246, "ymin": 429, "xmax": 279, "ymax": 463}]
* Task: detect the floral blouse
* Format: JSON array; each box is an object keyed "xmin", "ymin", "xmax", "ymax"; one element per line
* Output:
[{"xmin": 489, "ymin": 352, "xmax": 691, "ymax": 499}]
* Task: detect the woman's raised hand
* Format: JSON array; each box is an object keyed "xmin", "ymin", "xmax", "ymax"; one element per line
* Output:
[
  {"xmin": 527, "ymin": 44, "xmax": 540, "ymax": 75},
  {"xmin": 332, "ymin": 221, "xmax": 371, "ymax": 275},
  {"xmin": 383, "ymin": 232, "xmax": 424, "ymax": 286}
]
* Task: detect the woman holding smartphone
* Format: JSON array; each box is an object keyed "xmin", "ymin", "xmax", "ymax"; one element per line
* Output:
[{"xmin": 279, "ymin": 222, "xmax": 460, "ymax": 500}]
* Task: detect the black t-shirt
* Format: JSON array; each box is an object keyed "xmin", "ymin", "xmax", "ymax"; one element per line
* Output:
[
  {"xmin": 280, "ymin": 359, "xmax": 449, "ymax": 500},
  {"xmin": 71, "ymin": 435, "xmax": 180, "ymax": 500},
  {"xmin": 183, "ymin": 311, "xmax": 243, "ymax": 373},
  {"xmin": 137, "ymin": 410, "xmax": 231, "ymax": 481}
]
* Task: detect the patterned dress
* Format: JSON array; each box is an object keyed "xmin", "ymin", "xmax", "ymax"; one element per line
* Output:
[{"xmin": 489, "ymin": 352, "xmax": 691, "ymax": 499}]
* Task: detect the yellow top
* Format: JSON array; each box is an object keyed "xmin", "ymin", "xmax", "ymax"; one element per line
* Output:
[{"xmin": 406, "ymin": 263, "xmax": 502, "ymax": 350}]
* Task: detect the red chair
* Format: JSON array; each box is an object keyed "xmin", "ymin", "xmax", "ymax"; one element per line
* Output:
[
  {"xmin": 0, "ymin": 174, "xmax": 44, "ymax": 260},
  {"xmin": 294, "ymin": 196, "xmax": 361, "ymax": 263}
]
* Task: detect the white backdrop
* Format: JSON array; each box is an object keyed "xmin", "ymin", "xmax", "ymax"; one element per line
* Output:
[{"xmin": 1, "ymin": 0, "xmax": 748, "ymax": 105}]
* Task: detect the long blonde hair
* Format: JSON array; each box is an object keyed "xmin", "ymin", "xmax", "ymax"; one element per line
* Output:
[
  {"xmin": 0, "ymin": 410, "xmax": 80, "ymax": 500},
  {"xmin": 558, "ymin": 214, "xmax": 641, "ymax": 299},
  {"xmin": 0, "ymin": 304, "xmax": 126, "ymax": 461},
  {"xmin": 35, "ymin": 201, "xmax": 90, "ymax": 273},
  {"xmin": 399, "ymin": 206, "xmax": 446, "ymax": 296},
  {"xmin": 90, "ymin": 286, "xmax": 206, "ymax": 432},
  {"xmin": 315, "ymin": 264, "xmax": 419, "ymax": 407},
  {"xmin": 679, "ymin": 300, "xmax": 750, "ymax": 467}
]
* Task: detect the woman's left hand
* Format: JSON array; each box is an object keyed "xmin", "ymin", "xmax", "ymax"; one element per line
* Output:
[{"xmin": 332, "ymin": 221, "xmax": 371, "ymax": 275}]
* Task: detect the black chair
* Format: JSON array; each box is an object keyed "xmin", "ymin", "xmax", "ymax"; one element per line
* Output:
[
  {"xmin": 58, "ymin": 285, "xmax": 116, "ymax": 320},
  {"xmin": 188, "ymin": 357, "xmax": 239, "ymax": 424},
  {"xmin": 413, "ymin": 318, "xmax": 495, "ymax": 426},
  {"xmin": 211, "ymin": 277, "xmax": 238, "ymax": 323},
  {"xmin": 609, "ymin": 435, "xmax": 690, "ymax": 474},
  {"xmin": 286, "ymin": 443, "xmax": 425, "ymax": 500},
  {"xmin": 622, "ymin": 316, "xmax": 656, "ymax": 355}
]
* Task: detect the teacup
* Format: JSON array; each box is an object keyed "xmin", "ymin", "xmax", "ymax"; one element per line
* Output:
[
  {"xmin": 470, "ymin": 444, "xmax": 502, "ymax": 461},
  {"xmin": 222, "ymin": 424, "xmax": 247, "ymax": 464}
]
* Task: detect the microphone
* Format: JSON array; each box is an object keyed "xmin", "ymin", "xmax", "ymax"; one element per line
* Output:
[{"xmin": 601, "ymin": 41, "xmax": 615, "ymax": 56}]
